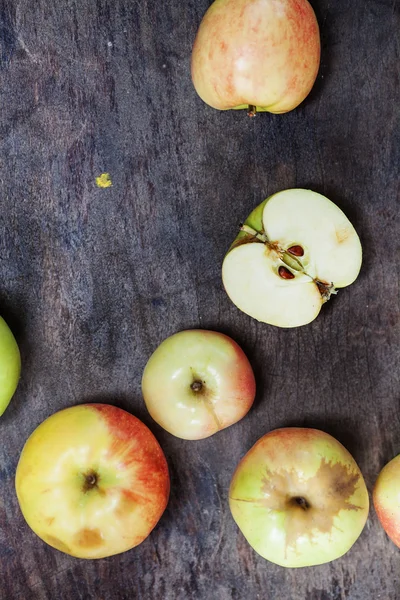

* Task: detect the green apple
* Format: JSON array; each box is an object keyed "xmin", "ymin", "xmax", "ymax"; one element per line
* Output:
[
  {"xmin": 373, "ymin": 455, "xmax": 400, "ymax": 548},
  {"xmin": 0, "ymin": 316, "xmax": 21, "ymax": 415},
  {"xmin": 229, "ymin": 427, "xmax": 369, "ymax": 568},
  {"xmin": 142, "ymin": 329, "xmax": 256, "ymax": 440},
  {"xmin": 191, "ymin": 0, "xmax": 320, "ymax": 116},
  {"xmin": 222, "ymin": 189, "xmax": 362, "ymax": 327}
]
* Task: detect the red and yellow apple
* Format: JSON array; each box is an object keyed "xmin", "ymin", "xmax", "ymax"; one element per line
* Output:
[
  {"xmin": 373, "ymin": 455, "xmax": 400, "ymax": 547},
  {"xmin": 142, "ymin": 329, "xmax": 256, "ymax": 440},
  {"xmin": 15, "ymin": 404, "xmax": 170, "ymax": 559},
  {"xmin": 191, "ymin": 0, "xmax": 320, "ymax": 115},
  {"xmin": 0, "ymin": 316, "xmax": 21, "ymax": 416},
  {"xmin": 229, "ymin": 428, "xmax": 369, "ymax": 567}
]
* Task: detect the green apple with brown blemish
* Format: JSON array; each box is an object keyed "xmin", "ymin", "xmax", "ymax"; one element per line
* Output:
[
  {"xmin": 15, "ymin": 404, "xmax": 170, "ymax": 558},
  {"xmin": 0, "ymin": 316, "xmax": 21, "ymax": 416},
  {"xmin": 229, "ymin": 428, "xmax": 369, "ymax": 567},
  {"xmin": 373, "ymin": 455, "xmax": 400, "ymax": 548},
  {"xmin": 191, "ymin": 0, "xmax": 320, "ymax": 116},
  {"xmin": 222, "ymin": 189, "xmax": 362, "ymax": 328},
  {"xmin": 142, "ymin": 330, "xmax": 256, "ymax": 440}
]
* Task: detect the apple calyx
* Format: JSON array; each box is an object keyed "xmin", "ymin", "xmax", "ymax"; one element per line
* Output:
[
  {"xmin": 292, "ymin": 496, "xmax": 310, "ymax": 511},
  {"xmin": 247, "ymin": 105, "xmax": 257, "ymax": 118},
  {"xmin": 190, "ymin": 380, "xmax": 204, "ymax": 393},
  {"xmin": 82, "ymin": 469, "xmax": 99, "ymax": 493},
  {"xmin": 239, "ymin": 223, "xmax": 336, "ymax": 303}
]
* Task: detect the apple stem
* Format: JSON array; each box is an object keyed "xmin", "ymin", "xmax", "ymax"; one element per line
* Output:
[
  {"xmin": 247, "ymin": 105, "xmax": 257, "ymax": 118},
  {"xmin": 240, "ymin": 224, "xmax": 268, "ymax": 243}
]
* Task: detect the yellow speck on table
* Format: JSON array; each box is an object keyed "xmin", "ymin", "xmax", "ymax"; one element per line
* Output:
[{"xmin": 96, "ymin": 173, "xmax": 112, "ymax": 188}]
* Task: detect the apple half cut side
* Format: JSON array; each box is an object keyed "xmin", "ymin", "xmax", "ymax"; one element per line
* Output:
[
  {"xmin": 222, "ymin": 189, "xmax": 362, "ymax": 328},
  {"xmin": 229, "ymin": 428, "xmax": 369, "ymax": 568}
]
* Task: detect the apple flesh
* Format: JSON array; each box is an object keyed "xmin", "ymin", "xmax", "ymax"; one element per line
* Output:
[
  {"xmin": 229, "ymin": 428, "xmax": 369, "ymax": 568},
  {"xmin": 222, "ymin": 189, "xmax": 362, "ymax": 327},
  {"xmin": 373, "ymin": 455, "xmax": 400, "ymax": 548},
  {"xmin": 0, "ymin": 316, "xmax": 21, "ymax": 416},
  {"xmin": 142, "ymin": 329, "xmax": 256, "ymax": 440},
  {"xmin": 15, "ymin": 404, "xmax": 170, "ymax": 559},
  {"xmin": 191, "ymin": 0, "xmax": 320, "ymax": 115}
]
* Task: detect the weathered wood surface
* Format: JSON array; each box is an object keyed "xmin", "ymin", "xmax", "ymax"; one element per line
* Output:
[{"xmin": 0, "ymin": 0, "xmax": 399, "ymax": 598}]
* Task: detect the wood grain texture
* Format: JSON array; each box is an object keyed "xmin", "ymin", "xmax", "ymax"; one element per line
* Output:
[{"xmin": 0, "ymin": 0, "xmax": 399, "ymax": 597}]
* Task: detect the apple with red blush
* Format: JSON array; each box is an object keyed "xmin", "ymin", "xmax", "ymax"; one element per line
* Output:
[
  {"xmin": 191, "ymin": 0, "xmax": 320, "ymax": 116},
  {"xmin": 15, "ymin": 404, "xmax": 170, "ymax": 558},
  {"xmin": 142, "ymin": 329, "xmax": 256, "ymax": 440},
  {"xmin": 373, "ymin": 454, "xmax": 400, "ymax": 548}
]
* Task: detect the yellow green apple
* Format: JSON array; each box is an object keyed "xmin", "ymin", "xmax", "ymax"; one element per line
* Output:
[
  {"xmin": 373, "ymin": 455, "xmax": 400, "ymax": 548},
  {"xmin": 15, "ymin": 404, "xmax": 170, "ymax": 558},
  {"xmin": 229, "ymin": 427, "xmax": 369, "ymax": 567},
  {"xmin": 0, "ymin": 316, "xmax": 21, "ymax": 416},
  {"xmin": 222, "ymin": 188, "xmax": 362, "ymax": 327},
  {"xmin": 142, "ymin": 329, "xmax": 256, "ymax": 440},
  {"xmin": 191, "ymin": 0, "xmax": 320, "ymax": 115}
]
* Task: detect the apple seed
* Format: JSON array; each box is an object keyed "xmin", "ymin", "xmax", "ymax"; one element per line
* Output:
[
  {"xmin": 278, "ymin": 266, "xmax": 295, "ymax": 280},
  {"xmin": 287, "ymin": 245, "xmax": 304, "ymax": 257}
]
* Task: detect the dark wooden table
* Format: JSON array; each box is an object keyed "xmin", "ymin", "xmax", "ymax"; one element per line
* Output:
[{"xmin": 0, "ymin": 0, "xmax": 399, "ymax": 598}]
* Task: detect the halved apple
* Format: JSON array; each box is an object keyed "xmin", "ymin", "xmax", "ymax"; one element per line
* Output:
[{"xmin": 222, "ymin": 189, "xmax": 362, "ymax": 328}]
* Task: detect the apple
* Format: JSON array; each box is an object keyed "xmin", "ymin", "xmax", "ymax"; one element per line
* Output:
[
  {"xmin": 373, "ymin": 455, "xmax": 400, "ymax": 548},
  {"xmin": 229, "ymin": 427, "xmax": 369, "ymax": 567},
  {"xmin": 191, "ymin": 0, "xmax": 320, "ymax": 116},
  {"xmin": 15, "ymin": 404, "xmax": 170, "ymax": 559},
  {"xmin": 222, "ymin": 188, "xmax": 362, "ymax": 328},
  {"xmin": 0, "ymin": 316, "xmax": 21, "ymax": 416},
  {"xmin": 142, "ymin": 329, "xmax": 256, "ymax": 440}
]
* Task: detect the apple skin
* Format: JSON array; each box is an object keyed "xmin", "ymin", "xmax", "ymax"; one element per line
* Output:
[
  {"xmin": 142, "ymin": 329, "xmax": 256, "ymax": 440},
  {"xmin": 0, "ymin": 316, "xmax": 21, "ymax": 416},
  {"xmin": 229, "ymin": 428, "xmax": 369, "ymax": 567},
  {"xmin": 191, "ymin": 0, "xmax": 320, "ymax": 114},
  {"xmin": 373, "ymin": 455, "xmax": 400, "ymax": 548},
  {"xmin": 228, "ymin": 197, "xmax": 267, "ymax": 252},
  {"xmin": 15, "ymin": 404, "xmax": 170, "ymax": 559}
]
